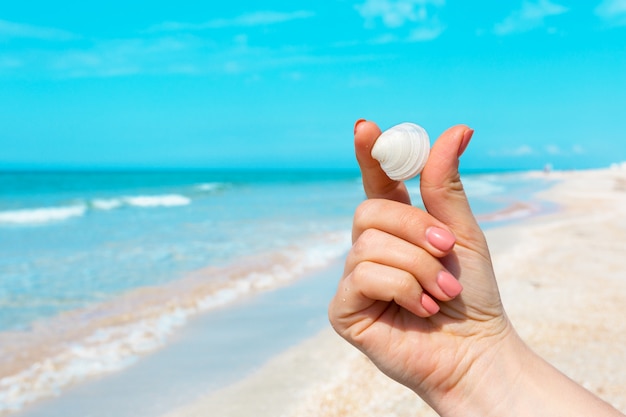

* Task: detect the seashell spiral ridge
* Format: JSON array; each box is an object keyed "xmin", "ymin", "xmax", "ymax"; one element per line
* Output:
[{"xmin": 371, "ymin": 122, "xmax": 430, "ymax": 181}]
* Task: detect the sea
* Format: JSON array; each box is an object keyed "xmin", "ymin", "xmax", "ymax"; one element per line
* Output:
[{"xmin": 0, "ymin": 169, "xmax": 555, "ymax": 416}]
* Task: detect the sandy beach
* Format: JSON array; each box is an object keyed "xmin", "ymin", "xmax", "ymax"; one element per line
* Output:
[{"xmin": 160, "ymin": 167, "xmax": 626, "ymax": 417}]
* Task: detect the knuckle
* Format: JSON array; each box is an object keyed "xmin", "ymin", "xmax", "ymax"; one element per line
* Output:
[
  {"xmin": 353, "ymin": 199, "xmax": 378, "ymax": 229},
  {"xmin": 351, "ymin": 229, "xmax": 378, "ymax": 258},
  {"xmin": 350, "ymin": 262, "xmax": 370, "ymax": 284},
  {"xmin": 394, "ymin": 271, "xmax": 417, "ymax": 295},
  {"xmin": 396, "ymin": 208, "xmax": 425, "ymax": 235},
  {"xmin": 407, "ymin": 248, "xmax": 426, "ymax": 270}
]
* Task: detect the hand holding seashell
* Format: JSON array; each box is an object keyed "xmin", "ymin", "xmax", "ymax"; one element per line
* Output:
[
  {"xmin": 331, "ymin": 121, "xmax": 622, "ymax": 417},
  {"xmin": 371, "ymin": 122, "xmax": 430, "ymax": 181}
]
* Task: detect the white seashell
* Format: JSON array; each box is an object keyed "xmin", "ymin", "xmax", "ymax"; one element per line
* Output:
[{"xmin": 371, "ymin": 122, "xmax": 430, "ymax": 181}]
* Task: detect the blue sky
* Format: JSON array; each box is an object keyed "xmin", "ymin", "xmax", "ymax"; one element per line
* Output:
[{"xmin": 1, "ymin": 0, "xmax": 625, "ymax": 171}]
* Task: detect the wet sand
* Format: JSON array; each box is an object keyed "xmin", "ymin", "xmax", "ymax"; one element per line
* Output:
[{"xmin": 161, "ymin": 167, "xmax": 626, "ymax": 417}]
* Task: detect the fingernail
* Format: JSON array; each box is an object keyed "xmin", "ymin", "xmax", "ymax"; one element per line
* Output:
[
  {"xmin": 421, "ymin": 293, "xmax": 440, "ymax": 315},
  {"xmin": 354, "ymin": 118, "xmax": 367, "ymax": 135},
  {"xmin": 426, "ymin": 227, "xmax": 456, "ymax": 252},
  {"xmin": 458, "ymin": 128, "xmax": 474, "ymax": 157},
  {"xmin": 437, "ymin": 271, "xmax": 463, "ymax": 298}
]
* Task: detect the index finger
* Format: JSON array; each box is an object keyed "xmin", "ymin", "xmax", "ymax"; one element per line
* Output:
[
  {"xmin": 354, "ymin": 119, "xmax": 412, "ymax": 204},
  {"xmin": 352, "ymin": 198, "xmax": 456, "ymax": 258}
]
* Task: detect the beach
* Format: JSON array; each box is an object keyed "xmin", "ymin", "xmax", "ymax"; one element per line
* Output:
[
  {"xmin": 4, "ymin": 2, "xmax": 626, "ymax": 415},
  {"xmin": 2, "ymin": 167, "xmax": 625, "ymax": 416},
  {"xmin": 159, "ymin": 167, "xmax": 626, "ymax": 417}
]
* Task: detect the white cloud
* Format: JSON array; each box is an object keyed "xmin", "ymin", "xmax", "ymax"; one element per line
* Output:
[
  {"xmin": 545, "ymin": 144, "xmax": 588, "ymax": 156},
  {"xmin": 489, "ymin": 145, "xmax": 535, "ymax": 157},
  {"xmin": 356, "ymin": 0, "xmax": 444, "ymax": 28},
  {"xmin": 595, "ymin": 0, "xmax": 626, "ymax": 25},
  {"xmin": 408, "ymin": 24, "xmax": 445, "ymax": 41},
  {"xmin": 511, "ymin": 145, "xmax": 534, "ymax": 156},
  {"xmin": 1, "ymin": 31, "xmax": 380, "ymax": 80},
  {"xmin": 0, "ymin": 19, "xmax": 78, "ymax": 41},
  {"xmin": 0, "ymin": 10, "xmax": 375, "ymax": 80},
  {"xmin": 355, "ymin": 0, "xmax": 446, "ymax": 42},
  {"xmin": 489, "ymin": 143, "xmax": 587, "ymax": 159},
  {"xmin": 545, "ymin": 144, "xmax": 561, "ymax": 155},
  {"xmin": 493, "ymin": 0, "xmax": 569, "ymax": 35},
  {"xmin": 147, "ymin": 10, "xmax": 315, "ymax": 33},
  {"xmin": 42, "ymin": 35, "xmax": 207, "ymax": 78}
]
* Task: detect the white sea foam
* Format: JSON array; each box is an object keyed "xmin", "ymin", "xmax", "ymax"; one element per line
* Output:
[
  {"xmin": 91, "ymin": 198, "xmax": 123, "ymax": 211},
  {"xmin": 462, "ymin": 177, "xmax": 506, "ymax": 197},
  {"xmin": 0, "ymin": 205, "xmax": 87, "ymax": 226},
  {"xmin": 197, "ymin": 231, "xmax": 351, "ymax": 308},
  {"xmin": 91, "ymin": 194, "xmax": 192, "ymax": 211},
  {"xmin": 123, "ymin": 194, "xmax": 191, "ymax": 207},
  {"xmin": 0, "ymin": 310, "xmax": 193, "ymax": 414},
  {"xmin": 196, "ymin": 182, "xmax": 225, "ymax": 192},
  {"xmin": 0, "ymin": 194, "xmax": 192, "ymax": 227},
  {"xmin": 0, "ymin": 230, "xmax": 351, "ymax": 414}
]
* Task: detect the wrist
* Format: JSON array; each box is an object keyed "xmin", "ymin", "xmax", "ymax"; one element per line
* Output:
[
  {"xmin": 433, "ymin": 323, "xmax": 624, "ymax": 417},
  {"xmin": 433, "ymin": 321, "xmax": 528, "ymax": 417}
]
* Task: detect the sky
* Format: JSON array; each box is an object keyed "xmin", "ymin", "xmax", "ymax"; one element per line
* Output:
[{"xmin": 1, "ymin": 0, "xmax": 625, "ymax": 172}]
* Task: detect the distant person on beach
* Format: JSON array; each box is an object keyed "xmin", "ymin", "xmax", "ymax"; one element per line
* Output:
[{"xmin": 328, "ymin": 120, "xmax": 624, "ymax": 416}]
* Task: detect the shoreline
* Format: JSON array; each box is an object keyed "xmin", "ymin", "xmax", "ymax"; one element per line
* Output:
[
  {"xmin": 11, "ymin": 259, "xmax": 346, "ymax": 417},
  {"xmin": 0, "ymin": 232, "xmax": 350, "ymax": 416},
  {"xmin": 161, "ymin": 167, "xmax": 626, "ymax": 417}
]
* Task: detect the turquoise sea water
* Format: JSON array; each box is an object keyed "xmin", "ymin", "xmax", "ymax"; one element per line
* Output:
[
  {"xmin": 0, "ymin": 169, "xmax": 554, "ymax": 414},
  {"xmin": 0, "ymin": 170, "xmax": 359, "ymax": 331}
]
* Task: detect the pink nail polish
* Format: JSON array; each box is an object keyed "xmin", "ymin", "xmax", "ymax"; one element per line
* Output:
[
  {"xmin": 421, "ymin": 293, "xmax": 440, "ymax": 315},
  {"xmin": 437, "ymin": 271, "xmax": 463, "ymax": 298},
  {"xmin": 458, "ymin": 128, "xmax": 474, "ymax": 157},
  {"xmin": 426, "ymin": 227, "xmax": 456, "ymax": 252},
  {"xmin": 354, "ymin": 118, "xmax": 367, "ymax": 135}
]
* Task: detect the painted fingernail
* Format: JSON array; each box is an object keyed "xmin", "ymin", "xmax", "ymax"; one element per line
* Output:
[
  {"xmin": 426, "ymin": 227, "xmax": 456, "ymax": 252},
  {"xmin": 437, "ymin": 271, "xmax": 463, "ymax": 298},
  {"xmin": 458, "ymin": 128, "xmax": 474, "ymax": 157},
  {"xmin": 354, "ymin": 118, "xmax": 367, "ymax": 135},
  {"xmin": 421, "ymin": 293, "xmax": 440, "ymax": 315}
]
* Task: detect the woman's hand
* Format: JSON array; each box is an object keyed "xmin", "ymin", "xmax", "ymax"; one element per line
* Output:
[
  {"xmin": 329, "ymin": 120, "xmax": 625, "ymax": 417},
  {"xmin": 328, "ymin": 121, "xmax": 516, "ymax": 413}
]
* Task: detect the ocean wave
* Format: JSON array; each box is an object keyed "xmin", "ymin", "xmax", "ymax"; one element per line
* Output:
[
  {"xmin": 122, "ymin": 194, "xmax": 191, "ymax": 208},
  {"xmin": 0, "ymin": 231, "xmax": 351, "ymax": 414},
  {"xmin": 462, "ymin": 177, "xmax": 506, "ymax": 197},
  {"xmin": 0, "ymin": 205, "xmax": 87, "ymax": 226},
  {"xmin": 0, "ymin": 310, "xmax": 192, "ymax": 415},
  {"xmin": 91, "ymin": 198, "xmax": 123, "ymax": 211},
  {"xmin": 195, "ymin": 182, "xmax": 227, "ymax": 192},
  {"xmin": 0, "ymin": 194, "xmax": 192, "ymax": 227},
  {"xmin": 91, "ymin": 194, "xmax": 192, "ymax": 210}
]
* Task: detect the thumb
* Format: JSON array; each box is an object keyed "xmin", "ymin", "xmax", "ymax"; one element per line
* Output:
[{"xmin": 420, "ymin": 125, "xmax": 478, "ymax": 237}]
